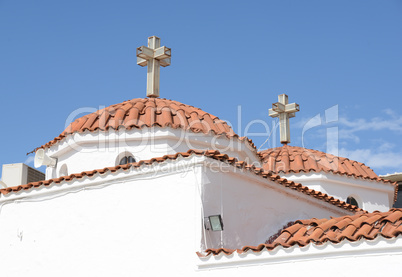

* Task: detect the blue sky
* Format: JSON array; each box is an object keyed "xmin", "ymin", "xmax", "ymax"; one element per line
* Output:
[{"xmin": 0, "ymin": 0, "xmax": 401, "ymax": 176}]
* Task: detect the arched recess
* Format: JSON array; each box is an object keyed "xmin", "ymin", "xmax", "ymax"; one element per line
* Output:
[
  {"xmin": 59, "ymin": 164, "xmax": 68, "ymax": 177},
  {"xmin": 115, "ymin": 151, "xmax": 137, "ymax": 166},
  {"xmin": 346, "ymin": 195, "xmax": 361, "ymax": 208}
]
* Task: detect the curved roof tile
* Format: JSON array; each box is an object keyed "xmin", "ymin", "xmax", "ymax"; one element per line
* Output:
[
  {"xmin": 259, "ymin": 144, "xmax": 388, "ymax": 182},
  {"xmin": 202, "ymin": 208, "xmax": 402, "ymax": 256},
  {"xmin": 34, "ymin": 98, "xmax": 255, "ymax": 151},
  {"xmin": 259, "ymin": 145, "xmax": 398, "ymax": 203}
]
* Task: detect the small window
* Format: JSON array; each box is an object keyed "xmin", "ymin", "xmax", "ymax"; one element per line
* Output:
[
  {"xmin": 346, "ymin": 196, "xmax": 359, "ymax": 207},
  {"xmin": 119, "ymin": 156, "xmax": 135, "ymax": 165},
  {"xmin": 115, "ymin": 151, "xmax": 136, "ymax": 166},
  {"xmin": 393, "ymin": 184, "xmax": 402, "ymax": 208}
]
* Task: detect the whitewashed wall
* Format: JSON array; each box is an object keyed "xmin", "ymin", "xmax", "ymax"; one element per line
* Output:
[
  {"xmin": 0, "ymin": 155, "xmax": 358, "ymax": 276},
  {"xmin": 282, "ymin": 172, "xmax": 395, "ymax": 212},
  {"xmin": 0, "ymin": 159, "xmax": 203, "ymax": 276},
  {"xmin": 200, "ymin": 165, "xmax": 352, "ymax": 250},
  {"xmin": 43, "ymin": 127, "xmax": 259, "ymax": 179}
]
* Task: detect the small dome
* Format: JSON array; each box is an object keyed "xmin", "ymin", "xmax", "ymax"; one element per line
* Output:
[
  {"xmin": 259, "ymin": 145, "xmax": 381, "ymax": 180},
  {"xmin": 39, "ymin": 98, "xmax": 251, "ymax": 149}
]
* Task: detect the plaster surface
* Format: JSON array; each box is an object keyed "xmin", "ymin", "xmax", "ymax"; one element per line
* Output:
[
  {"xmin": 282, "ymin": 172, "xmax": 394, "ymax": 212},
  {"xmin": 0, "ymin": 156, "xmax": 359, "ymax": 276},
  {"xmin": 43, "ymin": 127, "xmax": 259, "ymax": 179}
]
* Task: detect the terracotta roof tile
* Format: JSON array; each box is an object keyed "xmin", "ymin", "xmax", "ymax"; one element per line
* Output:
[
  {"xmin": 1, "ymin": 150, "xmax": 361, "ymax": 214},
  {"xmin": 259, "ymin": 145, "xmax": 397, "ymax": 200},
  {"xmin": 259, "ymin": 145, "xmax": 379, "ymax": 179},
  {"xmin": 32, "ymin": 98, "xmax": 256, "ymax": 152},
  {"xmin": 203, "ymin": 209, "xmax": 402, "ymax": 257}
]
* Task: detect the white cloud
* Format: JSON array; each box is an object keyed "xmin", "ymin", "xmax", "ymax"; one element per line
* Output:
[
  {"xmin": 337, "ymin": 146, "xmax": 402, "ymax": 174},
  {"xmin": 295, "ymin": 108, "xmax": 402, "ymax": 138},
  {"xmin": 338, "ymin": 129, "xmax": 360, "ymax": 143},
  {"xmin": 339, "ymin": 112, "xmax": 402, "ymax": 133},
  {"xmin": 332, "ymin": 109, "xmax": 402, "ymax": 144},
  {"xmin": 290, "ymin": 109, "xmax": 402, "ymax": 175}
]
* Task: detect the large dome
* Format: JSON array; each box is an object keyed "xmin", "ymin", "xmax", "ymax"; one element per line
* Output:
[{"xmin": 39, "ymin": 97, "xmax": 253, "ymax": 149}]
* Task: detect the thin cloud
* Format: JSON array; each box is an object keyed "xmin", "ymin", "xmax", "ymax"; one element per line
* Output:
[
  {"xmin": 294, "ymin": 109, "xmax": 402, "ymax": 136},
  {"xmin": 339, "ymin": 111, "xmax": 402, "ymax": 133},
  {"xmin": 337, "ymin": 146, "xmax": 402, "ymax": 174},
  {"xmin": 288, "ymin": 109, "xmax": 402, "ymax": 175}
]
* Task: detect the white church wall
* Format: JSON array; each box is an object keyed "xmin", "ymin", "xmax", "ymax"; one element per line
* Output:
[
  {"xmin": 200, "ymin": 165, "xmax": 353, "ymax": 251},
  {"xmin": 43, "ymin": 127, "xmax": 259, "ymax": 179},
  {"xmin": 0, "ymin": 159, "xmax": 205, "ymax": 276},
  {"xmin": 282, "ymin": 172, "xmax": 394, "ymax": 212},
  {"xmin": 0, "ymin": 155, "xmax": 396, "ymax": 276}
]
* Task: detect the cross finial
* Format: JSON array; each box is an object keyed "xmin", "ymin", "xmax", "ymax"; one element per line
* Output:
[
  {"xmin": 137, "ymin": 36, "xmax": 171, "ymax": 98},
  {"xmin": 269, "ymin": 94, "xmax": 300, "ymax": 145}
]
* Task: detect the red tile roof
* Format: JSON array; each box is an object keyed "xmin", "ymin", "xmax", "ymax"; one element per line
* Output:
[
  {"xmin": 34, "ymin": 98, "xmax": 255, "ymax": 151},
  {"xmin": 202, "ymin": 208, "xmax": 402, "ymax": 256},
  {"xmin": 0, "ymin": 150, "xmax": 362, "ymax": 213},
  {"xmin": 259, "ymin": 144, "xmax": 391, "ymax": 182}
]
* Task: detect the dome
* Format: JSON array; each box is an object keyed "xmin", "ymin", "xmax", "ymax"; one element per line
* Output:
[
  {"xmin": 38, "ymin": 97, "xmax": 253, "ymax": 150},
  {"xmin": 259, "ymin": 145, "xmax": 383, "ymax": 181}
]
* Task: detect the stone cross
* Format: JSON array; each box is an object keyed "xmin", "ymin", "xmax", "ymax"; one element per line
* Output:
[
  {"xmin": 137, "ymin": 36, "xmax": 171, "ymax": 98},
  {"xmin": 269, "ymin": 94, "xmax": 300, "ymax": 145}
]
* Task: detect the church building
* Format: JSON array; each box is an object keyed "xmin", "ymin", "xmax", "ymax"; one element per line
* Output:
[{"xmin": 0, "ymin": 36, "xmax": 401, "ymax": 276}]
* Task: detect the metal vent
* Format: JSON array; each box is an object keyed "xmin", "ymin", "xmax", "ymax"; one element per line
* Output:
[{"xmin": 27, "ymin": 166, "xmax": 45, "ymax": 183}]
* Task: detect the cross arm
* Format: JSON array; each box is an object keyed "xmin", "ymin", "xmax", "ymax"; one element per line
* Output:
[
  {"xmin": 155, "ymin": 46, "xmax": 171, "ymax": 67},
  {"xmin": 284, "ymin": 103, "xmax": 300, "ymax": 113},
  {"xmin": 272, "ymin": 102, "xmax": 285, "ymax": 112},
  {"xmin": 154, "ymin": 46, "xmax": 171, "ymax": 60},
  {"xmin": 272, "ymin": 102, "xmax": 300, "ymax": 113},
  {"xmin": 269, "ymin": 108, "xmax": 279, "ymax": 118},
  {"xmin": 137, "ymin": 46, "xmax": 154, "ymax": 60},
  {"xmin": 269, "ymin": 102, "xmax": 300, "ymax": 118},
  {"xmin": 159, "ymin": 58, "xmax": 171, "ymax": 67},
  {"xmin": 136, "ymin": 46, "xmax": 171, "ymax": 67},
  {"xmin": 136, "ymin": 46, "xmax": 152, "ymax": 67},
  {"xmin": 137, "ymin": 57, "xmax": 147, "ymax": 67}
]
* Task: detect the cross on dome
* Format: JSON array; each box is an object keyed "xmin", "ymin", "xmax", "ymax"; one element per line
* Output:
[
  {"xmin": 269, "ymin": 94, "xmax": 300, "ymax": 145},
  {"xmin": 137, "ymin": 36, "xmax": 171, "ymax": 98}
]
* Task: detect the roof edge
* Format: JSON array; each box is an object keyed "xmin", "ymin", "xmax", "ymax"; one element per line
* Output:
[
  {"xmin": 200, "ymin": 208, "xmax": 402, "ymax": 258},
  {"xmin": 27, "ymin": 127, "xmax": 257, "ymax": 155},
  {"xmin": 4, "ymin": 149, "xmax": 363, "ymax": 214}
]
